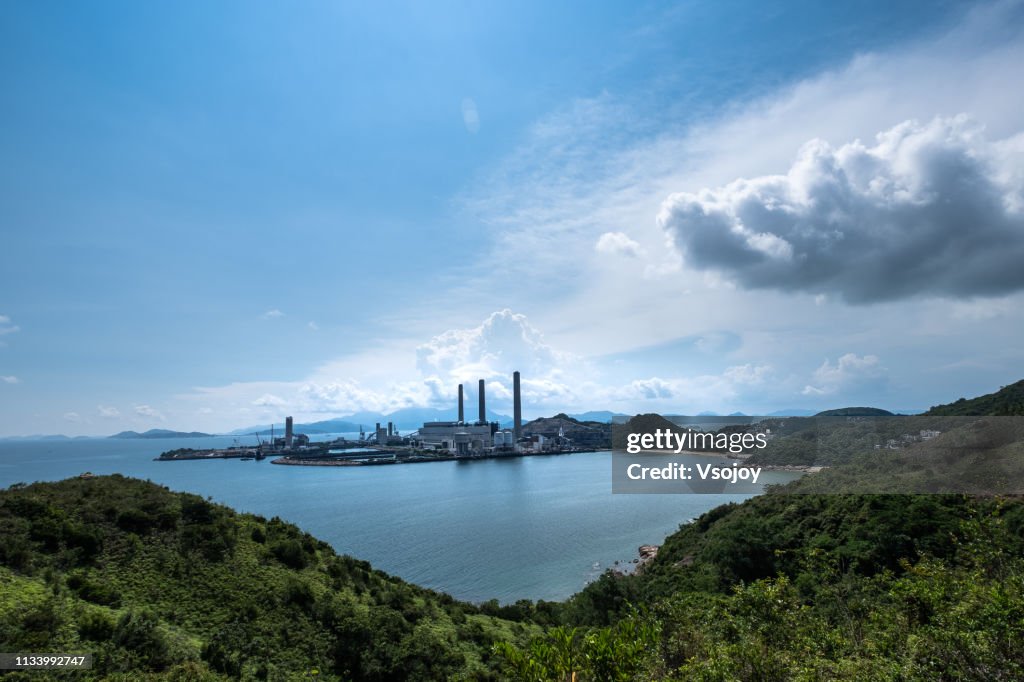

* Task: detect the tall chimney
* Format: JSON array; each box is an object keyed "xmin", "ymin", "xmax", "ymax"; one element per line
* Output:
[
  {"xmin": 458, "ymin": 384, "xmax": 464, "ymax": 423},
  {"xmin": 478, "ymin": 379, "xmax": 486, "ymax": 423},
  {"xmin": 513, "ymin": 371, "xmax": 522, "ymax": 439},
  {"xmin": 285, "ymin": 416, "xmax": 294, "ymax": 448}
]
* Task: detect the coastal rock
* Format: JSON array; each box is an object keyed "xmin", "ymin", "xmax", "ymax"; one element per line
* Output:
[
  {"xmin": 635, "ymin": 545, "xmax": 660, "ymax": 575},
  {"xmin": 638, "ymin": 545, "xmax": 659, "ymax": 561}
]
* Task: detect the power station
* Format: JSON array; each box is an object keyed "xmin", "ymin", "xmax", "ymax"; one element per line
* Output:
[{"xmin": 414, "ymin": 371, "xmax": 525, "ymax": 454}]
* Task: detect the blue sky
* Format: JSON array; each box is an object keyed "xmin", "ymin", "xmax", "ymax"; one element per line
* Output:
[{"xmin": 2, "ymin": 0, "xmax": 1023, "ymax": 435}]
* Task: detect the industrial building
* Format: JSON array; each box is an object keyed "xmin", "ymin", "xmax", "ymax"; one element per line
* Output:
[
  {"xmin": 273, "ymin": 416, "xmax": 310, "ymax": 449},
  {"xmin": 414, "ymin": 372, "xmax": 525, "ymax": 454}
]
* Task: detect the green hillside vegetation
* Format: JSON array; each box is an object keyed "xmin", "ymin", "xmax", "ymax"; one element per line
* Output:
[
  {"xmin": 504, "ymin": 493, "xmax": 1024, "ymax": 680},
  {"xmin": 0, "ymin": 475, "xmax": 535, "ymax": 680},
  {"xmin": 925, "ymin": 379, "xmax": 1024, "ymax": 416},
  {"xmin": 4, "ymin": 384, "xmax": 1024, "ymax": 680},
  {"xmin": 495, "ymin": 406, "xmax": 1024, "ymax": 678},
  {"xmin": 743, "ymin": 412, "xmax": 1024, "ymax": 470}
]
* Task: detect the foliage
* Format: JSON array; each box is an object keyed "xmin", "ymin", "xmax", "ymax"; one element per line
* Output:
[
  {"xmin": 925, "ymin": 378, "xmax": 1024, "ymax": 416},
  {"xmin": 0, "ymin": 475, "xmax": 535, "ymax": 680},
  {"xmin": 4, "ymin": 375, "xmax": 1024, "ymax": 680},
  {"xmin": 497, "ymin": 502, "xmax": 1024, "ymax": 681}
]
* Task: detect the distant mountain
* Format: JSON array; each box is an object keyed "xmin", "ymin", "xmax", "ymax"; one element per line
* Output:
[
  {"xmin": 566, "ymin": 410, "xmax": 628, "ymax": 423},
  {"xmin": 696, "ymin": 411, "xmax": 720, "ymax": 417},
  {"xmin": 237, "ymin": 419, "xmax": 362, "ymax": 436},
  {"xmin": 924, "ymin": 379, "xmax": 1024, "ymax": 416},
  {"xmin": 365, "ymin": 407, "xmax": 512, "ymax": 430},
  {"xmin": 110, "ymin": 429, "xmax": 212, "ymax": 439},
  {"xmin": 727, "ymin": 411, "xmax": 748, "ymax": 417},
  {"xmin": 814, "ymin": 407, "xmax": 895, "ymax": 417},
  {"xmin": 229, "ymin": 408, "xmax": 513, "ymax": 437}
]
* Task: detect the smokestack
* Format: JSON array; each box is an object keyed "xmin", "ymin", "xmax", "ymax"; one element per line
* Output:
[
  {"xmin": 513, "ymin": 371, "xmax": 522, "ymax": 439},
  {"xmin": 478, "ymin": 379, "xmax": 486, "ymax": 423},
  {"xmin": 285, "ymin": 416, "xmax": 294, "ymax": 448},
  {"xmin": 458, "ymin": 384, "xmax": 464, "ymax": 423}
]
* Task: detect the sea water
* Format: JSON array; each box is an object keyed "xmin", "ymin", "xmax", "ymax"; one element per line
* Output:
[{"xmin": 0, "ymin": 436, "xmax": 797, "ymax": 603}]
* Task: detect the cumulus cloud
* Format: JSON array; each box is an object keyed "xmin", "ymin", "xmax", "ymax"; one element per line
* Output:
[
  {"xmin": 595, "ymin": 231, "xmax": 643, "ymax": 257},
  {"xmin": 606, "ymin": 363, "xmax": 776, "ymax": 410},
  {"xmin": 0, "ymin": 315, "xmax": 19, "ymax": 336},
  {"xmin": 462, "ymin": 98, "xmax": 481, "ymax": 134},
  {"xmin": 262, "ymin": 309, "xmax": 284, "ymax": 319},
  {"xmin": 659, "ymin": 116, "xmax": 1024, "ymax": 303},
  {"xmin": 416, "ymin": 309, "xmax": 571, "ymax": 382},
  {"xmin": 63, "ymin": 411, "xmax": 83, "ymax": 423},
  {"xmin": 803, "ymin": 353, "xmax": 884, "ymax": 396},
  {"xmin": 97, "ymin": 405, "xmax": 120, "ymax": 417},
  {"xmin": 253, "ymin": 394, "xmax": 286, "ymax": 408},
  {"xmin": 627, "ymin": 377, "xmax": 675, "ymax": 399},
  {"xmin": 2, "ymin": 375, "xmax": 19, "ymax": 384},
  {"xmin": 134, "ymin": 404, "xmax": 165, "ymax": 420},
  {"xmin": 298, "ymin": 379, "xmax": 433, "ymax": 415}
]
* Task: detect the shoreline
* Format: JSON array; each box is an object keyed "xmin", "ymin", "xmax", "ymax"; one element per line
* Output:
[{"xmin": 271, "ymin": 448, "xmax": 608, "ymax": 467}]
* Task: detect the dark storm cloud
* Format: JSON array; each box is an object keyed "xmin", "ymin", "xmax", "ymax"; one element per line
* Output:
[{"xmin": 658, "ymin": 116, "xmax": 1024, "ymax": 303}]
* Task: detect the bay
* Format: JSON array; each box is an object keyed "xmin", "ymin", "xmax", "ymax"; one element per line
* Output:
[{"xmin": 0, "ymin": 436, "xmax": 797, "ymax": 603}]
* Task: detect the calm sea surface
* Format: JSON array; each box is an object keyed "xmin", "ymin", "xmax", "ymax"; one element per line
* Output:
[{"xmin": 0, "ymin": 436, "xmax": 797, "ymax": 603}]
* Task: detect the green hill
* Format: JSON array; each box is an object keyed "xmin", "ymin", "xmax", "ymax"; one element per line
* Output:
[
  {"xmin": 0, "ymin": 475, "xmax": 533, "ymax": 680},
  {"xmin": 815, "ymin": 406, "xmax": 894, "ymax": 416},
  {"xmin": 4, "ymin": 380, "xmax": 1024, "ymax": 680},
  {"xmin": 925, "ymin": 379, "xmax": 1024, "ymax": 416},
  {"xmin": 609, "ymin": 413, "xmax": 689, "ymax": 451}
]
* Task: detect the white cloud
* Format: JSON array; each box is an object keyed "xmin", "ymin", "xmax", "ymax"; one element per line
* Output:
[
  {"xmin": 605, "ymin": 363, "xmax": 776, "ymax": 410},
  {"xmin": 462, "ymin": 97, "xmax": 481, "ymax": 134},
  {"xmin": 803, "ymin": 353, "xmax": 884, "ymax": 396},
  {"xmin": 452, "ymin": 3, "xmax": 1024, "ymax": 342},
  {"xmin": 262, "ymin": 309, "xmax": 284, "ymax": 319},
  {"xmin": 1, "ymin": 375, "xmax": 19, "ymax": 384},
  {"xmin": 626, "ymin": 377, "xmax": 675, "ymax": 399},
  {"xmin": 97, "ymin": 405, "xmax": 120, "ymax": 417},
  {"xmin": 415, "ymin": 309, "xmax": 574, "ymax": 383},
  {"xmin": 595, "ymin": 231, "xmax": 643, "ymax": 257},
  {"xmin": 134, "ymin": 404, "xmax": 165, "ymax": 420},
  {"xmin": 297, "ymin": 379, "xmax": 431, "ymax": 414},
  {"xmin": 308, "ymin": 321, "xmax": 319, "ymax": 331},
  {"xmin": 63, "ymin": 411, "xmax": 83, "ymax": 423},
  {"xmin": 0, "ymin": 315, "xmax": 19, "ymax": 336},
  {"xmin": 253, "ymin": 393, "xmax": 287, "ymax": 408},
  {"xmin": 659, "ymin": 116, "xmax": 1024, "ymax": 303},
  {"xmin": 723, "ymin": 364, "xmax": 773, "ymax": 385}
]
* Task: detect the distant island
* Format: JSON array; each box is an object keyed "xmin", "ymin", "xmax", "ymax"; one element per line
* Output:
[
  {"xmin": 109, "ymin": 429, "xmax": 213, "ymax": 440},
  {"xmin": 814, "ymin": 406, "xmax": 895, "ymax": 416}
]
